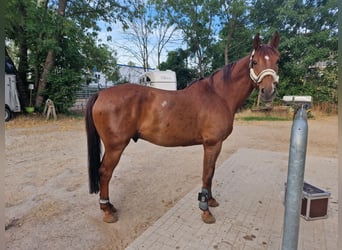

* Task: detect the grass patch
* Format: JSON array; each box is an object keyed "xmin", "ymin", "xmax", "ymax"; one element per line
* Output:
[
  {"xmin": 240, "ymin": 116, "xmax": 290, "ymax": 121},
  {"xmin": 5, "ymin": 112, "xmax": 84, "ymax": 129},
  {"xmin": 235, "ymin": 107, "xmax": 293, "ymax": 121}
]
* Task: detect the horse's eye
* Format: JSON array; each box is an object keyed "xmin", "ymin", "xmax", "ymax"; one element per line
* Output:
[{"xmin": 252, "ymin": 60, "xmax": 257, "ymax": 66}]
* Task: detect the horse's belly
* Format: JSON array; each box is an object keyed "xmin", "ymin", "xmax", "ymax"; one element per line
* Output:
[{"xmin": 139, "ymin": 126, "xmax": 202, "ymax": 147}]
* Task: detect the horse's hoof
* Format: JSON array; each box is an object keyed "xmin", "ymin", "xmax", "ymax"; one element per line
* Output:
[
  {"xmin": 103, "ymin": 212, "xmax": 118, "ymax": 223},
  {"xmin": 201, "ymin": 210, "xmax": 216, "ymax": 224},
  {"xmin": 101, "ymin": 203, "xmax": 118, "ymax": 223},
  {"xmin": 208, "ymin": 198, "xmax": 219, "ymax": 207}
]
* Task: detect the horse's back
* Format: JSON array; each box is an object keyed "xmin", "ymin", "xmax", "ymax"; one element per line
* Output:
[{"xmin": 93, "ymin": 84, "xmax": 180, "ymax": 116}]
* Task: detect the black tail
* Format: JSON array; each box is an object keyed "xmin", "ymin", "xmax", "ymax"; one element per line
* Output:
[{"xmin": 85, "ymin": 93, "xmax": 101, "ymax": 194}]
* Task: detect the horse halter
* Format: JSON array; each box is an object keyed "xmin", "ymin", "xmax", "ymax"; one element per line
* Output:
[{"xmin": 249, "ymin": 49, "xmax": 279, "ymax": 87}]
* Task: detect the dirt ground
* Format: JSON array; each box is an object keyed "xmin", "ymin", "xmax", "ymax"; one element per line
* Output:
[{"xmin": 5, "ymin": 112, "xmax": 338, "ymax": 250}]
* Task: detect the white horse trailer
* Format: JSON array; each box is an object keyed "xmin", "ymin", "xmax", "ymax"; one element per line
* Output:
[
  {"xmin": 5, "ymin": 74, "xmax": 21, "ymax": 121},
  {"xmin": 139, "ymin": 70, "xmax": 177, "ymax": 91},
  {"xmin": 5, "ymin": 52, "xmax": 21, "ymax": 121}
]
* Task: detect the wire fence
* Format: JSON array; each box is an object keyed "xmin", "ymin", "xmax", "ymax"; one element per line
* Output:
[{"xmin": 69, "ymin": 86, "xmax": 99, "ymax": 113}]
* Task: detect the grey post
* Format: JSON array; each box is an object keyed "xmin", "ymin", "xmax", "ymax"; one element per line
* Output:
[{"xmin": 282, "ymin": 106, "xmax": 308, "ymax": 250}]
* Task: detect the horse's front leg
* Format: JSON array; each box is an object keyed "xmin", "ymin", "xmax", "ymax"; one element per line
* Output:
[
  {"xmin": 199, "ymin": 141, "xmax": 222, "ymax": 224},
  {"xmin": 99, "ymin": 147, "xmax": 125, "ymax": 223}
]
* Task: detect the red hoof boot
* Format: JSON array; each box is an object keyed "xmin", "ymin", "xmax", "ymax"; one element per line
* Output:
[
  {"xmin": 201, "ymin": 210, "xmax": 216, "ymax": 224},
  {"xmin": 208, "ymin": 198, "xmax": 219, "ymax": 207}
]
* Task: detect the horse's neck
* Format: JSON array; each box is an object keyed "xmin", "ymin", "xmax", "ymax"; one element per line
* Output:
[{"xmin": 215, "ymin": 56, "xmax": 255, "ymax": 113}]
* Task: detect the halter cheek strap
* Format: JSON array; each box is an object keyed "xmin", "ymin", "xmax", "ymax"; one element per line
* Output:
[{"xmin": 249, "ymin": 49, "xmax": 279, "ymax": 85}]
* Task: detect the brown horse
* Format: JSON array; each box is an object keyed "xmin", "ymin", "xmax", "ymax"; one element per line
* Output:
[{"xmin": 85, "ymin": 32, "xmax": 280, "ymax": 224}]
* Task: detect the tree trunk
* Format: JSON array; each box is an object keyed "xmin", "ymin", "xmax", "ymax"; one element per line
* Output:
[
  {"xmin": 16, "ymin": 42, "xmax": 30, "ymax": 108},
  {"xmin": 34, "ymin": 0, "xmax": 67, "ymax": 108},
  {"xmin": 14, "ymin": 1, "xmax": 30, "ymax": 107},
  {"xmin": 35, "ymin": 51, "xmax": 55, "ymax": 108},
  {"xmin": 18, "ymin": 39, "xmax": 28, "ymax": 89},
  {"xmin": 15, "ymin": 71, "xmax": 30, "ymax": 108}
]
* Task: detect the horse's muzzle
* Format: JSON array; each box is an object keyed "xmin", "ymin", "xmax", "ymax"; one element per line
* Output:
[{"xmin": 260, "ymin": 82, "xmax": 277, "ymax": 102}]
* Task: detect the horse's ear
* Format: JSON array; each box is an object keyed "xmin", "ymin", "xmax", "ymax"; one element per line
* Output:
[
  {"xmin": 270, "ymin": 31, "xmax": 280, "ymax": 49},
  {"xmin": 253, "ymin": 33, "xmax": 261, "ymax": 50}
]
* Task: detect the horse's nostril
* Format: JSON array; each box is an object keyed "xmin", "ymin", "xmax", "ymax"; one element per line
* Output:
[{"xmin": 261, "ymin": 88, "xmax": 265, "ymax": 94}]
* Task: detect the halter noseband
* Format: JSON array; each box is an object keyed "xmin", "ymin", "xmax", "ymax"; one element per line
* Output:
[{"xmin": 249, "ymin": 49, "xmax": 279, "ymax": 86}]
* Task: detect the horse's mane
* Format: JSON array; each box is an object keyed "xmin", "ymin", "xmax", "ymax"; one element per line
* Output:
[
  {"xmin": 187, "ymin": 62, "xmax": 236, "ymax": 89},
  {"xmin": 208, "ymin": 62, "xmax": 236, "ymax": 87},
  {"xmin": 187, "ymin": 77, "xmax": 204, "ymax": 87},
  {"xmin": 222, "ymin": 62, "xmax": 236, "ymax": 82}
]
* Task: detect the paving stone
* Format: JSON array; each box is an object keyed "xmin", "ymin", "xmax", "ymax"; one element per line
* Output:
[{"xmin": 126, "ymin": 148, "xmax": 338, "ymax": 250}]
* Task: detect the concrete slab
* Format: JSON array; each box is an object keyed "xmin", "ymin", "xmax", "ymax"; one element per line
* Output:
[{"xmin": 126, "ymin": 148, "xmax": 338, "ymax": 250}]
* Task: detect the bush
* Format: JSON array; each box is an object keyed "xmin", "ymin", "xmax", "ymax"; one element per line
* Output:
[{"xmin": 44, "ymin": 69, "xmax": 83, "ymax": 113}]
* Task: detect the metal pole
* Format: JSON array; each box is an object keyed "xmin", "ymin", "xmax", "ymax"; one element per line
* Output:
[{"xmin": 282, "ymin": 106, "xmax": 308, "ymax": 250}]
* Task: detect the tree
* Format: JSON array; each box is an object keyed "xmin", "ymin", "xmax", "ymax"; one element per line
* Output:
[
  {"xmin": 151, "ymin": 6, "xmax": 180, "ymax": 68},
  {"xmin": 210, "ymin": 18, "xmax": 251, "ymax": 71},
  {"xmin": 6, "ymin": 0, "xmax": 337, "ymax": 112},
  {"xmin": 218, "ymin": 0, "xmax": 248, "ymax": 65},
  {"xmin": 119, "ymin": 0, "xmax": 153, "ymax": 71},
  {"xmin": 159, "ymin": 48, "xmax": 197, "ymax": 89},
  {"xmin": 161, "ymin": 0, "xmax": 220, "ymax": 77},
  {"xmin": 249, "ymin": 0, "xmax": 338, "ymax": 105},
  {"xmin": 117, "ymin": 0, "xmax": 180, "ymax": 70},
  {"xmin": 5, "ymin": 0, "xmax": 33, "ymax": 107},
  {"xmin": 5, "ymin": 0, "xmax": 130, "ymax": 110},
  {"xmin": 43, "ymin": 21, "xmax": 119, "ymax": 112},
  {"xmin": 35, "ymin": 0, "xmax": 67, "ymax": 108}
]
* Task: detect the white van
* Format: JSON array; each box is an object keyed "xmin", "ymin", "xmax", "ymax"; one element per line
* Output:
[
  {"xmin": 5, "ymin": 54, "xmax": 21, "ymax": 121},
  {"xmin": 139, "ymin": 70, "xmax": 177, "ymax": 90}
]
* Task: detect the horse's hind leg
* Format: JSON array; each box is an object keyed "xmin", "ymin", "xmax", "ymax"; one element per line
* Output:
[{"xmin": 99, "ymin": 143, "xmax": 128, "ymax": 223}]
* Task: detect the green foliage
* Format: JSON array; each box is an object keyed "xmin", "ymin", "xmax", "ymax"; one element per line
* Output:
[
  {"xmin": 159, "ymin": 0, "xmax": 221, "ymax": 76},
  {"xmin": 5, "ymin": 0, "xmax": 123, "ymax": 111},
  {"xmin": 5, "ymin": 0, "xmax": 338, "ymax": 113},
  {"xmin": 249, "ymin": 0, "xmax": 338, "ymax": 107},
  {"xmin": 45, "ymin": 68, "xmax": 82, "ymax": 113},
  {"xmin": 211, "ymin": 20, "xmax": 251, "ymax": 69}
]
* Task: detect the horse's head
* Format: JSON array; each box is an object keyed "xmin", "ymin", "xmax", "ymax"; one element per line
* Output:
[{"xmin": 249, "ymin": 32, "xmax": 280, "ymax": 102}]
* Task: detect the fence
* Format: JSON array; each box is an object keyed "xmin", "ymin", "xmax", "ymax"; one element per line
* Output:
[{"xmin": 69, "ymin": 86, "xmax": 99, "ymax": 113}]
